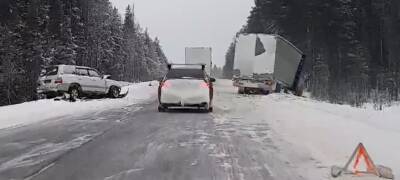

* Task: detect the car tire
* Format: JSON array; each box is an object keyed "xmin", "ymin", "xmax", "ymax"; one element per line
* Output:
[
  {"xmin": 69, "ymin": 85, "xmax": 81, "ymax": 102},
  {"xmin": 158, "ymin": 105, "xmax": 167, "ymax": 112},
  {"xmin": 201, "ymin": 103, "xmax": 211, "ymax": 113},
  {"xmin": 108, "ymin": 86, "xmax": 120, "ymax": 98}
]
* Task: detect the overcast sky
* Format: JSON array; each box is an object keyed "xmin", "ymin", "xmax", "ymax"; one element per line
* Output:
[{"xmin": 109, "ymin": 0, "xmax": 254, "ymax": 67}]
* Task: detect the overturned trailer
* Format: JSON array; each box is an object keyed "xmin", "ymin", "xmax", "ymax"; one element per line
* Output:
[{"xmin": 233, "ymin": 34, "xmax": 305, "ymax": 95}]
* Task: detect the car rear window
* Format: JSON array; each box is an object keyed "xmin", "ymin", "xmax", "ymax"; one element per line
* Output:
[
  {"xmin": 42, "ymin": 66, "xmax": 58, "ymax": 76},
  {"xmin": 166, "ymin": 69, "xmax": 205, "ymax": 79}
]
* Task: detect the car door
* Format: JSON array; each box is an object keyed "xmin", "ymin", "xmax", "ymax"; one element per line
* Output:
[
  {"xmin": 75, "ymin": 68, "xmax": 92, "ymax": 92},
  {"xmin": 88, "ymin": 69, "xmax": 106, "ymax": 93}
]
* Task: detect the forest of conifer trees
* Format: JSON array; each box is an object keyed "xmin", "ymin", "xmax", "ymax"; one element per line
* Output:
[
  {"xmin": 224, "ymin": 0, "xmax": 400, "ymax": 108},
  {"xmin": 0, "ymin": 0, "xmax": 168, "ymax": 106}
]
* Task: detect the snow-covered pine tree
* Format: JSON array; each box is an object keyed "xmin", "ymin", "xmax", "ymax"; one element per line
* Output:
[{"xmin": 122, "ymin": 5, "xmax": 136, "ymax": 82}]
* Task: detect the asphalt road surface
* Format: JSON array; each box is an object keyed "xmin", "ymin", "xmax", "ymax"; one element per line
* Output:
[{"xmin": 0, "ymin": 81, "xmax": 304, "ymax": 180}]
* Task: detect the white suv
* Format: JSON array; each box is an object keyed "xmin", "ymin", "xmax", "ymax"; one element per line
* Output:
[{"xmin": 37, "ymin": 65, "xmax": 122, "ymax": 100}]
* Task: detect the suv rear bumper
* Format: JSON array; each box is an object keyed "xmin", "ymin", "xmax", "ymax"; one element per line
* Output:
[{"xmin": 37, "ymin": 84, "xmax": 69, "ymax": 95}]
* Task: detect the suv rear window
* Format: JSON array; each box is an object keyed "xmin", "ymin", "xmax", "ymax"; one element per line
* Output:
[
  {"xmin": 42, "ymin": 66, "xmax": 58, "ymax": 76},
  {"xmin": 166, "ymin": 69, "xmax": 205, "ymax": 79}
]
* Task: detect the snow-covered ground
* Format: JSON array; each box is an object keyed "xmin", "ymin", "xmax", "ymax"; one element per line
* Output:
[
  {"xmin": 0, "ymin": 81, "xmax": 158, "ymax": 130},
  {"xmin": 265, "ymin": 94, "xmax": 400, "ymax": 179},
  {"xmin": 214, "ymin": 79, "xmax": 399, "ymax": 180}
]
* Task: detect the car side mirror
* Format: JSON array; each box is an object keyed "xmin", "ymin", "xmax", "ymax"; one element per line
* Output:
[
  {"xmin": 210, "ymin": 78, "xmax": 216, "ymax": 83},
  {"xmin": 103, "ymin": 75, "xmax": 111, "ymax": 79}
]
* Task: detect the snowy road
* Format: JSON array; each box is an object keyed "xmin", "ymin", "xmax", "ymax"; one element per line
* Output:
[{"xmin": 0, "ymin": 80, "xmax": 304, "ymax": 180}]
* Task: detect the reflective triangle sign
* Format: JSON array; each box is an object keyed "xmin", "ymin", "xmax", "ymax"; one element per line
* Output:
[{"xmin": 343, "ymin": 143, "xmax": 379, "ymax": 176}]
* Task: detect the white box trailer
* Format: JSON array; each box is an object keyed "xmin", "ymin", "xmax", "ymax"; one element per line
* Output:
[
  {"xmin": 234, "ymin": 34, "xmax": 305, "ymax": 95},
  {"xmin": 185, "ymin": 47, "xmax": 212, "ymax": 76}
]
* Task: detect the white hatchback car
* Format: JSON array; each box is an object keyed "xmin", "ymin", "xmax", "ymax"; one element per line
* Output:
[
  {"xmin": 158, "ymin": 64, "xmax": 215, "ymax": 112},
  {"xmin": 37, "ymin": 65, "xmax": 122, "ymax": 100}
]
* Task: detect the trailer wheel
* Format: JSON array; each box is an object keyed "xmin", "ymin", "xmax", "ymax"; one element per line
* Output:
[
  {"xmin": 243, "ymin": 88, "xmax": 249, "ymax": 94},
  {"xmin": 238, "ymin": 88, "xmax": 244, "ymax": 94}
]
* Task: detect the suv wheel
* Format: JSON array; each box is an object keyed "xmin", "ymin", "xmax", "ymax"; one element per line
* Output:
[
  {"xmin": 69, "ymin": 86, "xmax": 81, "ymax": 102},
  {"xmin": 109, "ymin": 86, "xmax": 120, "ymax": 98}
]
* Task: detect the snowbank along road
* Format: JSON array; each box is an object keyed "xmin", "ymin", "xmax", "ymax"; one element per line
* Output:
[{"xmin": 0, "ymin": 79, "xmax": 398, "ymax": 180}]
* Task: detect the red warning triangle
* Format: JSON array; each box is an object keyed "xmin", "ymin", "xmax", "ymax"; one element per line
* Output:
[{"xmin": 343, "ymin": 143, "xmax": 379, "ymax": 176}]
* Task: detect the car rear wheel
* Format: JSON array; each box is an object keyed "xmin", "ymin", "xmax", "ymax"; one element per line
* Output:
[
  {"xmin": 108, "ymin": 86, "xmax": 120, "ymax": 98},
  {"xmin": 158, "ymin": 105, "xmax": 167, "ymax": 112},
  {"xmin": 201, "ymin": 103, "xmax": 212, "ymax": 113},
  {"xmin": 69, "ymin": 86, "xmax": 81, "ymax": 102}
]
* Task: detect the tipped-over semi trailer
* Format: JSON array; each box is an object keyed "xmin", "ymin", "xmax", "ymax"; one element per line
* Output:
[{"xmin": 233, "ymin": 34, "xmax": 305, "ymax": 96}]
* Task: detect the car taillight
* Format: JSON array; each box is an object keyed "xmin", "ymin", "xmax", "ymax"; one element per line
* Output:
[
  {"xmin": 55, "ymin": 78, "xmax": 63, "ymax": 84},
  {"xmin": 162, "ymin": 81, "xmax": 171, "ymax": 88},
  {"xmin": 200, "ymin": 82, "xmax": 209, "ymax": 89}
]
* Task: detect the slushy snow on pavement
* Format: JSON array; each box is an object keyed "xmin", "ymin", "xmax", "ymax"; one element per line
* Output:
[
  {"xmin": 0, "ymin": 81, "xmax": 158, "ymax": 130},
  {"xmin": 214, "ymin": 79, "xmax": 399, "ymax": 180}
]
